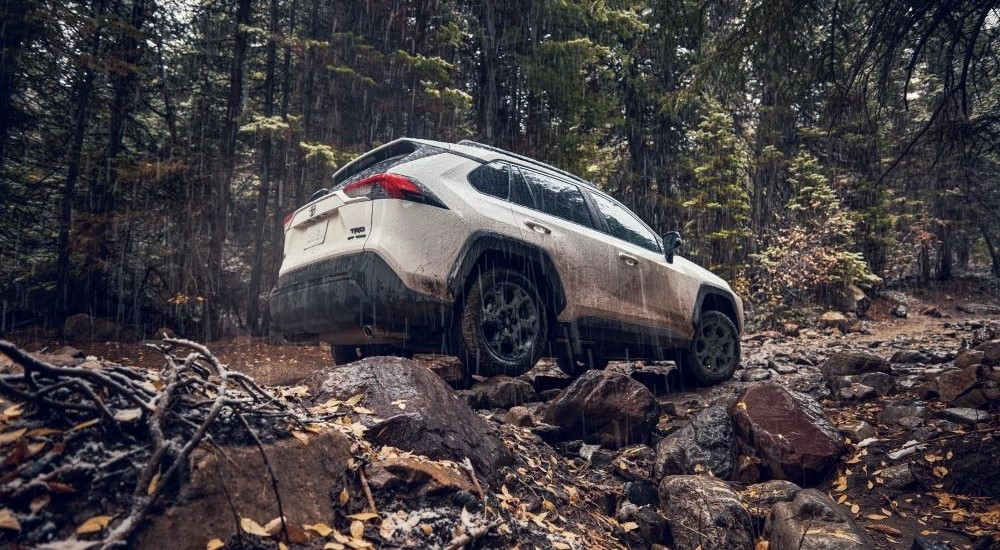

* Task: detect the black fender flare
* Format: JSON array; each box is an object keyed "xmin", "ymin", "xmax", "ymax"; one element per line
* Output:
[
  {"xmin": 693, "ymin": 284, "xmax": 743, "ymax": 334},
  {"xmin": 447, "ymin": 231, "xmax": 567, "ymax": 316}
]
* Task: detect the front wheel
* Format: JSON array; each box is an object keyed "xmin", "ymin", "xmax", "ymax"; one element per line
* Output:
[
  {"xmin": 456, "ymin": 268, "xmax": 547, "ymax": 377},
  {"xmin": 680, "ymin": 310, "xmax": 741, "ymax": 385}
]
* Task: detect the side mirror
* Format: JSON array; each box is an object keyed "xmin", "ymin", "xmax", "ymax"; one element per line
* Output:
[
  {"xmin": 663, "ymin": 231, "xmax": 682, "ymax": 264},
  {"xmin": 308, "ymin": 188, "xmax": 330, "ymax": 202}
]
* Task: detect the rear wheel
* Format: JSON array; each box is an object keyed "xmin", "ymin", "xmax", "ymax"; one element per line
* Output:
[
  {"xmin": 456, "ymin": 268, "xmax": 547, "ymax": 377},
  {"xmin": 680, "ymin": 310, "xmax": 740, "ymax": 385}
]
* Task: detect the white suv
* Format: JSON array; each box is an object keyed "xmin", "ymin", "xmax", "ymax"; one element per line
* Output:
[{"xmin": 269, "ymin": 139, "xmax": 744, "ymax": 385}]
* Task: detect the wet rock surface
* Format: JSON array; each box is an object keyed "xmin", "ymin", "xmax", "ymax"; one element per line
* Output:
[
  {"xmin": 653, "ymin": 403, "xmax": 736, "ymax": 480},
  {"xmin": 658, "ymin": 475, "xmax": 755, "ymax": 550},
  {"xmin": 766, "ymin": 489, "xmax": 870, "ymax": 550}
]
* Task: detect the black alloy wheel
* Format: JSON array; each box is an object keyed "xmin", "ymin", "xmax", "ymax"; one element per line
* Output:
[
  {"xmin": 457, "ymin": 268, "xmax": 546, "ymax": 377},
  {"xmin": 681, "ymin": 310, "xmax": 740, "ymax": 385}
]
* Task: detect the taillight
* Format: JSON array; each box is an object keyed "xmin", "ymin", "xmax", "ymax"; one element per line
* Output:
[
  {"xmin": 282, "ymin": 211, "xmax": 294, "ymax": 232},
  {"xmin": 341, "ymin": 173, "xmax": 447, "ymax": 208}
]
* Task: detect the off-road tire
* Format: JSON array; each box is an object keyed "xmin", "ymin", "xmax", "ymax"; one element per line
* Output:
[
  {"xmin": 456, "ymin": 268, "xmax": 547, "ymax": 377},
  {"xmin": 680, "ymin": 310, "xmax": 741, "ymax": 385}
]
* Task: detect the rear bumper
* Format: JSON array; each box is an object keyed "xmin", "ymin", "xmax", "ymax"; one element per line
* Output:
[{"xmin": 269, "ymin": 252, "xmax": 451, "ymax": 346}]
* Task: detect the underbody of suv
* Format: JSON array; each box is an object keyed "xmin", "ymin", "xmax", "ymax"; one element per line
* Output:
[{"xmin": 269, "ymin": 138, "xmax": 744, "ymax": 385}]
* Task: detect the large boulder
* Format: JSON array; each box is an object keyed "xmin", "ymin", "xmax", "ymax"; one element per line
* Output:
[
  {"xmin": 470, "ymin": 376, "xmax": 535, "ymax": 409},
  {"xmin": 820, "ymin": 350, "xmax": 890, "ymax": 378},
  {"xmin": 658, "ymin": 475, "xmax": 754, "ymax": 550},
  {"xmin": 766, "ymin": 489, "xmax": 869, "ymax": 550},
  {"xmin": 540, "ymin": 370, "xmax": 658, "ymax": 449},
  {"xmin": 139, "ymin": 430, "xmax": 353, "ymax": 550},
  {"xmin": 730, "ymin": 384, "xmax": 845, "ymax": 485},
  {"xmin": 654, "ymin": 404, "xmax": 736, "ymax": 480},
  {"xmin": 63, "ymin": 313, "xmax": 124, "ymax": 343},
  {"xmin": 307, "ymin": 357, "xmax": 513, "ymax": 477}
]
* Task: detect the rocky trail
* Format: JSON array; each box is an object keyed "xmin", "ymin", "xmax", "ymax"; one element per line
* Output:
[{"xmin": 1, "ymin": 282, "xmax": 999, "ymax": 549}]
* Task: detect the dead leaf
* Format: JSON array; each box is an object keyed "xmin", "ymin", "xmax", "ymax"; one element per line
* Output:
[
  {"xmin": 349, "ymin": 520, "xmax": 365, "ymax": 539},
  {"xmin": 2, "ymin": 404, "xmax": 23, "ymax": 420},
  {"xmin": 114, "ymin": 408, "xmax": 142, "ymax": 423},
  {"xmin": 206, "ymin": 539, "xmax": 225, "ymax": 550},
  {"xmin": 933, "ymin": 466, "xmax": 948, "ymax": 478},
  {"xmin": 25, "ymin": 427, "xmax": 61, "ymax": 437},
  {"xmin": 352, "ymin": 406, "xmax": 373, "ymax": 415},
  {"xmin": 30, "ymin": 494, "xmax": 50, "ymax": 513},
  {"xmin": 0, "ymin": 428, "xmax": 26, "ymax": 445},
  {"xmin": 77, "ymin": 515, "xmax": 114, "ymax": 535},
  {"xmin": 292, "ymin": 431, "xmax": 310, "ymax": 445},
  {"xmin": 621, "ymin": 521, "xmax": 639, "ymax": 532},
  {"xmin": 344, "ymin": 394, "xmax": 364, "ymax": 407},
  {"xmin": 240, "ymin": 517, "xmax": 269, "ymax": 537},
  {"xmin": 850, "ymin": 503, "xmax": 860, "ymax": 514},
  {"xmin": 0, "ymin": 509, "xmax": 21, "ymax": 532},
  {"xmin": 306, "ymin": 523, "xmax": 335, "ymax": 537},
  {"xmin": 147, "ymin": 471, "xmax": 161, "ymax": 495},
  {"xmin": 70, "ymin": 418, "xmax": 100, "ymax": 432},
  {"xmin": 339, "ymin": 488, "xmax": 350, "ymax": 506},
  {"xmin": 756, "ymin": 540, "xmax": 769, "ymax": 550},
  {"xmin": 324, "ymin": 543, "xmax": 346, "ymax": 550},
  {"xmin": 419, "ymin": 523, "xmax": 433, "ymax": 536},
  {"xmin": 347, "ymin": 512, "xmax": 379, "ymax": 521},
  {"xmin": 867, "ymin": 514, "xmax": 888, "ymax": 520}
]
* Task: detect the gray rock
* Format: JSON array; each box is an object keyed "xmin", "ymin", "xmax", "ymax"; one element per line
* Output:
[
  {"xmin": 860, "ymin": 372, "xmax": 895, "ymax": 396},
  {"xmin": 821, "ymin": 351, "xmax": 890, "ymax": 377},
  {"xmin": 307, "ymin": 357, "xmax": 512, "ymax": 478},
  {"xmin": 938, "ymin": 407, "xmax": 991, "ymax": 424},
  {"xmin": 892, "ymin": 305, "xmax": 908, "ymax": 318},
  {"xmin": 654, "ymin": 404, "xmax": 737, "ymax": 480},
  {"xmin": 838, "ymin": 383, "xmax": 876, "ymax": 400},
  {"xmin": 837, "ymin": 420, "xmax": 876, "ymax": 442},
  {"xmin": 876, "ymin": 405, "xmax": 928, "ymax": 427},
  {"xmin": 740, "ymin": 368, "xmax": 772, "ymax": 382},
  {"xmin": 506, "ymin": 405, "xmax": 535, "ymax": 427},
  {"xmin": 911, "ymin": 537, "xmax": 951, "ymax": 550},
  {"xmin": 876, "ymin": 463, "xmax": 915, "ymax": 490},
  {"xmin": 935, "ymin": 366, "xmax": 981, "ymax": 403},
  {"xmin": 740, "ymin": 480, "xmax": 801, "ymax": 520},
  {"xmin": 955, "ymin": 350, "xmax": 985, "ymax": 369},
  {"xmin": 730, "ymin": 384, "xmax": 845, "ymax": 485},
  {"xmin": 659, "ymin": 475, "xmax": 754, "ymax": 550},
  {"xmin": 624, "ymin": 480, "xmax": 660, "ymax": 507},
  {"xmin": 470, "ymin": 376, "xmax": 535, "ymax": 409},
  {"xmin": 541, "ymin": 370, "xmax": 659, "ymax": 448},
  {"xmin": 766, "ymin": 489, "xmax": 869, "ymax": 550},
  {"xmin": 974, "ymin": 340, "xmax": 1000, "ymax": 365},
  {"xmin": 892, "ymin": 350, "xmax": 930, "ymax": 364},
  {"xmin": 617, "ymin": 503, "xmax": 669, "ymax": 547}
]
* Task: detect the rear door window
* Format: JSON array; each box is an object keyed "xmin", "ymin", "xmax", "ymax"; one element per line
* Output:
[
  {"xmin": 467, "ymin": 162, "xmax": 510, "ymax": 200},
  {"xmin": 517, "ymin": 168, "xmax": 593, "ymax": 227}
]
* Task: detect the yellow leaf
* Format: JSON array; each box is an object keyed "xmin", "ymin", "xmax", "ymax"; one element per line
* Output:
[
  {"xmin": 77, "ymin": 515, "xmax": 114, "ymax": 535},
  {"xmin": 0, "ymin": 509, "xmax": 21, "ymax": 532},
  {"xmin": 867, "ymin": 514, "xmax": 887, "ymax": 520},
  {"xmin": 933, "ymin": 466, "xmax": 948, "ymax": 478},
  {"xmin": 543, "ymin": 500, "xmax": 557, "ymax": 512},
  {"xmin": 240, "ymin": 517, "xmax": 269, "ymax": 537},
  {"xmin": 292, "ymin": 431, "xmax": 310, "ymax": 444},
  {"xmin": 347, "ymin": 512, "xmax": 379, "ymax": 521},
  {"xmin": 621, "ymin": 521, "xmax": 639, "ymax": 532},
  {"xmin": 306, "ymin": 523, "xmax": 334, "ymax": 537},
  {"xmin": 70, "ymin": 418, "xmax": 101, "ymax": 432},
  {"xmin": 352, "ymin": 406, "xmax": 373, "ymax": 415},
  {"xmin": 837, "ymin": 494, "xmax": 847, "ymax": 504},
  {"xmin": 344, "ymin": 394, "xmax": 364, "ymax": 407},
  {"xmin": 25, "ymin": 427, "xmax": 61, "ymax": 437},
  {"xmin": 147, "ymin": 471, "xmax": 161, "ymax": 495},
  {"xmin": 850, "ymin": 503, "xmax": 860, "ymax": 514},
  {"xmin": 867, "ymin": 481, "xmax": 874, "ymax": 490},
  {"xmin": 2, "ymin": 404, "xmax": 23, "ymax": 419},
  {"xmin": 350, "ymin": 520, "xmax": 364, "ymax": 539},
  {"xmin": 880, "ymin": 508, "xmax": 892, "ymax": 516},
  {"xmin": 279, "ymin": 543, "xmax": 288, "ymax": 550},
  {"xmin": 339, "ymin": 488, "xmax": 350, "ymax": 506},
  {"xmin": 553, "ymin": 542, "xmax": 571, "ymax": 549},
  {"xmin": 324, "ymin": 544, "xmax": 346, "ymax": 550},
  {"xmin": 0, "ymin": 428, "xmax": 26, "ymax": 445},
  {"xmin": 756, "ymin": 540, "xmax": 770, "ymax": 550},
  {"xmin": 420, "ymin": 523, "xmax": 433, "ymax": 536},
  {"xmin": 114, "ymin": 408, "xmax": 142, "ymax": 423},
  {"xmin": 206, "ymin": 539, "xmax": 225, "ymax": 550}
]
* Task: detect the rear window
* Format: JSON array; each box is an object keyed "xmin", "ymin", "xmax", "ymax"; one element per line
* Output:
[{"xmin": 331, "ymin": 142, "xmax": 444, "ymax": 190}]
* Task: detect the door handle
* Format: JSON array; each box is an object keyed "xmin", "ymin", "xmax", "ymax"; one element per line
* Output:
[
  {"xmin": 618, "ymin": 252, "xmax": 639, "ymax": 266},
  {"xmin": 524, "ymin": 219, "xmax": 552, "ymax": 235}
]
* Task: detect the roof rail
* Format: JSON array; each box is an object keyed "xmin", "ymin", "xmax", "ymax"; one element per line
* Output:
[{"xmin": 457, "ymin": 140, "xmax": 594, "ymax": 187}]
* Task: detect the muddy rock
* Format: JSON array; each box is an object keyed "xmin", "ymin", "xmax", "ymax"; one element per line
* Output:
[
  {"xmin": 140, "ymin": 430, "xmax": 353, "ymax": 550},
  {"xmin": 653, "ymin": 404, "xmax": 736, "ymax": 480},
  {"xmin": 974, "ymin": 340, "xmax": 1000, "ymax": 365},
  {"xmin": 740, "ymin": 480, "xmax": 801, "ymax": 519},
  {"xmin": 506, "ymin": 405, "xmax": 535, "ymax": 427},
  {"xmin": 819, "ymin": 311, "xmax": 849, "ymax": 329},
  {"xmin": 821, "ymin": 350, "xmax": 890, "ymax": 377},
  {"xmin": 876, "ymin": 404, "xmax": 928, "ymax": 427},
  {"xmin": 955, "ymin": 349, "xmax": 985, "ymax": 369},
  {"xmin": 63, "ymin": 313, "xmax": 125, "ymax": 343},
  {"xmin": 837, "ymin": 419, "xmax": 876, "ymax": 441},
  {"xmin": 365, "ymin": 456, "xmax": 474, "ymax": 496},
  {"xmin": 766, "ymin": 489, "xmax": 869, "ymax": 550},
  {"xmin": 413, "ymin": 354, "xmax": 466, "ymax": 387},
  {"xmin": 934, "ymin": 365, "xmax": 982, "ymax": 404},
  {"xmin": 307, "ymin": 357, "xmax": 512, "ymax": 477},
  {"xmin": 891, "ymin": 350, "xmax": 930, "ymax": 364},
  {"xmin": 837, "ymin": 383, "xmax": 876, "ymax": 400},
  {"xmin": 540, "ymin": 370, "xmax": 659, "ymax": 449},
  {"xmin": 938, "ymin": 407, "xmax": 991, "ymax": 424},
  {"xmin": 730, "ymin": 384, "xmax": 845, "ymax": 485},
  {"xmin": 875, "ymin": 463, "xmax": 916, "ymax": 490},
  {"xmin": 470, "ymin": 376, "xmax": 535, "ymax": 409},
  {"xmin": 658, "ymin": 475, "xmax": 754, "ymax": 550}
]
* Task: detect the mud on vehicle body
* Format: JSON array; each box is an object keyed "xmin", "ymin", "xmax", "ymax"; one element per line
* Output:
[{"xmin": 269, "ymin": 138, "xmax": 744, "ymax": 385}]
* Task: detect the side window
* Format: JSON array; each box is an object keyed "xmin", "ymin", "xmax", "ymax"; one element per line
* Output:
[
  {"xmin": 467, "ymin": 161, "xmax": 510, "ymax": 200},
  {"xmin": 518, "ymin": 168, "xmax": 593, "ymax": 227},
  {"xmin": 509, "ymin": 167, "xmax": 534, "ymax": 208},
  {"xmin": 590, "ymin": 192, "xmax": 662, "ymax": 253}
]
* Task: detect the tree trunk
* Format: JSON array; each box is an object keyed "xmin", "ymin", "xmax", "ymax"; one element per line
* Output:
[
  {"xmin": 247, "ymin": 0, "xmax": 280, "ymax": 335},
  {"xmin": 0, "ymin": 0, "xmax": 37, "ymax": 171},
  {"xmin": 207, "ymin": 0, "xmax": 252, "ymax": 340}
]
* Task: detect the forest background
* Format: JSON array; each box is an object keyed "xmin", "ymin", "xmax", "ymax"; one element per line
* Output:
[{"xmin": 0, "ymin": 0, "xmax": 997, "ymax": 341}]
